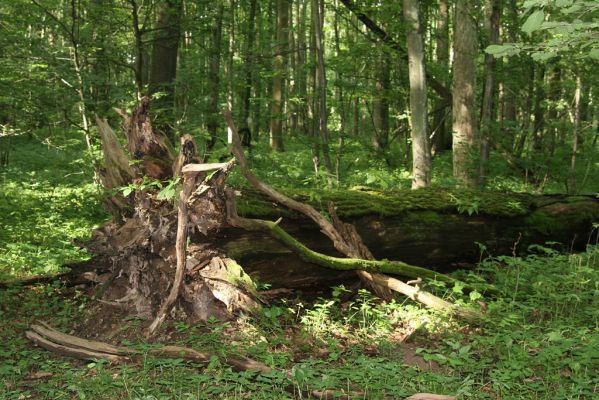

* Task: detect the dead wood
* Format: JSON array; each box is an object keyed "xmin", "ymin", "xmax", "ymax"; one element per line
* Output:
[
  {"xmin": 25, "ymin": 331, "xmax": 129, "ymax": 363},
  {"xmin": 225, "ymin": 193, "xmax": 484, "ymax": 322},
  {"xmin": 405, "ymin": 394, "xmax": 456, "ymax": 400},
  {"xmin": 119, "ymin": 97, "xmax": 174, "ymax": 180},
  {"xmin": 92, "ymin": 108, "xmax": 261, "ymax": 326},
  {"xmin": 223, "ymin": 109, "xmax": 390, "ymax": 297},
  {"xmin": 223, "ymin": 110, "xmax": 485, "ymax": 322},
  {"xmin": 95, "ymin": 115, "xmax": 137, "ymax": 190},
  {"xmin": 26, "ymin": 322, "xmax": 272, "ymax": 373},
  {"xmin": 147, "ymin": 142, "xmax": 197, "ymax": 336}
]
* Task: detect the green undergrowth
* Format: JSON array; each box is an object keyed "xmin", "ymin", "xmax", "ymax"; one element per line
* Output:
[
  {"xmin": 0, "ymin": 133, "xmax": 108, "ymax": 281},
  {"xmin": 1, "ymin": 244, "xmax": 599, "ymax": 399},
  {"xmin": 221, "ymin": 137, "xmax": 599, "ymax": 195}
]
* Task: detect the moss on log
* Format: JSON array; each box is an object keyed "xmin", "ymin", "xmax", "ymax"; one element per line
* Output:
[
  {"xmin": 234, "ymin": 186, "xmax": 537, "ymax": 219},
  {"xmin": 218, "ymin": 188, "xmax": 599, "ymax": 289}
]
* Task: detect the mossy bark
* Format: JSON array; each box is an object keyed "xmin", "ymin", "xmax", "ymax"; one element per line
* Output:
[{"xmin": 216, "ymin": 188, "xmax": 599, "ymax": 289}]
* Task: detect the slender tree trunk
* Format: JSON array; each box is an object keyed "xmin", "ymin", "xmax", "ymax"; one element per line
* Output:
[
  {"xmin": 502, "ymin": 0, "xmax": 520, "ymax": 148},
  {"xmin": 546, "ymin": 65, "xmax": 561, "ymax": 155},
  {"xmin": 269, "ymin": 0, "xmax": 289, "ymax": 152},
  {"xmin": 333, "ymin": 0, "xmax": 346, "ymax": 135},
  {"xmin": 207, "ymin": 4, "xmax": 225, "ymax": 150},
  {"xmin": 514, "ymin": 63, "xmax": 535, "ymax": 157},
  {"xmin": 479, "ymin": 0, "xmax": 501, "ymax": 184},
  {"xmin": 227, "ymin": 0, "xmax": 236, "ymax": 110},
  {"xmin": 403, "ymin": 0, "xmax": 431, "ymax": 188},
  {"xmin": 312, "ymin": 0, "xmax": 333, "ymax": 178},
  {"xmin": 240, "ymin": 0, "xmax": 257, "ymax": 146},
  {"xmin": 372, "ymin": 50, "xmax": 390, "ymax": 155},
  {"xmin": 148, "ymin": 0, "xmax": 182, "ymax": 144},
  {"xmin": 130, "ymin": 0, "xmax": 145, "ymax": 98},
  {"xmin": 296, "ymin": 0, "xmax": 308, "ymax": 137},
  {"xmin": 452, "ymin": 0, "xmax": 479, "ymax": 187},
  {"xmin": 252, "ymin": 2, "xmax": 264, "ymax": 139},
  {"xmin": 532, "ymin": 65, "xmax": 546, "ymax": 152},
  {"xmin": 431, "ymin": 0, "xmax": 450, "ymax": 155},
  {"xmin": 569, "ymin": 75, "xmax": 583, "ymax": 193}
]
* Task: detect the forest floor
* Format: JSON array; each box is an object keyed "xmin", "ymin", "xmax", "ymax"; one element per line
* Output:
[{"xmin": 1, "ymin": 133, "xmax": 599, "ymax": 399}]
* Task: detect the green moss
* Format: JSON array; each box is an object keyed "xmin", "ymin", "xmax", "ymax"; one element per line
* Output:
[
  {"xmin": 404, "ymin": 211, "xmax": 444, "ymax": 225},
  {"xmin": 525, "ymin": 201, "xmax": 599, "ymax": 236},
  {"xmin": 233, "ymin": 185, "xmax": 535, "ymax": 219},
  {"xmin": 224, "ymin": 258, "xmax": 258, "ymax": 297}
]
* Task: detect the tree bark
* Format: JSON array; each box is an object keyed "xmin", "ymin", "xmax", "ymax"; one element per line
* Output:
[
  {"xmin": 222, "ymin": 189, "xmax": 599, "ymax": 288},
  {"xmin": 452, "ymin": 0, "xmax": 479, "ymax": 187},
  {"xmin": 207, "ymin": 4, "xmax": 225, "ymax": 150},
  {"xmin": 569, "ymin": 75, "xmax": 583, "ymax": 193},
  {"xmin": 269, "ymin": 0, "xmax": 289, "ymax": 152},
  {"xmin": 148, "ymin": 0, "xmax": 182, "ymax": 144},
  {"xmin": 372, "ymin": 50, "xmax": 390, "ymax": 155},
  {"xmin": 431, "ymin": 0, "xmax": 450, "ymax": 155},
  {"xmin": 240, "ymin": 0, "xmax": 257, "ymax": 146},
  {"xmin": 479, "ymin": 0, "xmax": 501, "ymax": 184},
  {"xmin": 312, "ymin": 0, "xmax": 334, "ymax": 178},
  {"xmin": 403, "ymin": 0, "xmax": 431, "ymax": 188}
]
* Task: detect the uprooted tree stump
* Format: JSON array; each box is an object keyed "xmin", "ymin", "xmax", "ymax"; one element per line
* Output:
[{"xmin": 91, "ymin": 98, "xmax": 264, "ymax": 334}]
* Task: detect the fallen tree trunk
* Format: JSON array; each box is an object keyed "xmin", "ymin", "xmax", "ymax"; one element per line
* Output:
[
  {"xmin": 216, "ymin": 189, "xmax": 599, "ymax": 288},
  {"xmin": 223, "ymin": 110, "xmax": 484, "ymax": 322}
]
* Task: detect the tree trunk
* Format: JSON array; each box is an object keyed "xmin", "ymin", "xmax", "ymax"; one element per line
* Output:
[
  {"xmin": 452, "ymin": 0, "xmax": 479, "ymax": 187},
  {"xmin": 431, "ymin": 0, "xmax": 450, "ymax": 155},
  {"xmin": 531, "ymin": 65, "xmax": 546, "ymax": 152},
  {"xmin": 372, "ymin": 50, "xmax": 390, "ymax": 155},
  {"xmin": 479, "ymin": 0, "xmax": 501, "ymax": 184},
  {"xmin": 269, "ymin": 0, "xmax": 288, "ymax": 152},
  {"xmin": 568, "ymin": 75, "xmax": 583, "ymax": 193},
  {"xmin": 148, "ymin": 0, "xmax": 182, "ymax": 144},
  {"xmin": 240, "ymin": 0, "xmax": 257, "ymax": 147},
  {"xmin": 312, "ymin": 0, "xmax": 333, "ymax": 178},
  {"xmin": 403, "ymin": 0, "xmax": 431, "ymax": 189},
  {"xmin": 207, "ymin": 4, "xmax": 225, "ymax": 150},
  {"xmin": 223, "ymin": 188, "xmax": 599, "ymax": 288}
]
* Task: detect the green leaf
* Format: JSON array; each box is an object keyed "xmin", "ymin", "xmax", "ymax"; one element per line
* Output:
[
  {"xmin": 555, "ymin": 0, "xmax": 573, "ymax": 7},
  {"xmin": 531, "ymin": 51, "xmax": 558, "ymax": 61},
  {"xmin": 522, "ymin": 10, "xmax": 545, "ymax": 35},
  {"xmin": 589, "ymin": 48, "xmax": 599, "ymax": 60},
  {"xmin": 485, "ymin": 44, "xmax": 519, "ymax": 58},
  {"xmin": 485, "ymin": 44, "xmax": 509, "ymax": 54}
]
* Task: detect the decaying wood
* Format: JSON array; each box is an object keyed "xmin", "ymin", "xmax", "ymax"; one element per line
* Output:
[
  {"xmin": 27, "ymin": 322, "xmax": 372, "ymax": 397},
  {"xmin": 225, "ymin": 193, "xmax": 484, "ymax": 322},
  {"xmin": 25, "ymin": 331, "xmax": 129, "ymax": 363},
  {"xmin": 223, "ymin": 110, "xmax": 389, "ymax": 297},
  {"xmin": 26, "ymin": 323, "xmax": 271, "ymax": 373},
  {"xmin": 405, "ymin": 394, "xmax": 456, "ymax": 400},
  {"xmin": 147, "ymin": 165, "xmax": 196, "ymax": 336},
  {"xmin": 119, "ymin": 96, "xmax": 174, "ymax": 180},
  {"xmin": 182, "ymin": 162, "xmax": 230, "ymax": 174},
  {"xmin": 88, "ymin": 103, "xmax": 261, "ymax": 327},
  {"xmin": 223, "ymin": 110, "xmax": 485, "ymax": 322},
  {"xmin": 95, "ymin": 115, "xmax": 137, "ymax": 190}
]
